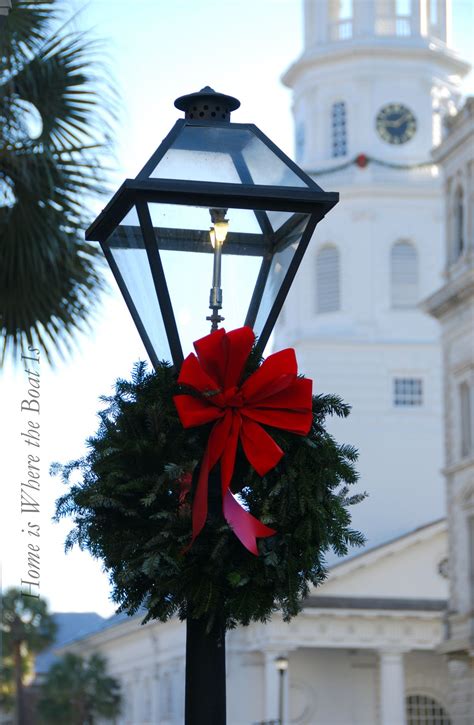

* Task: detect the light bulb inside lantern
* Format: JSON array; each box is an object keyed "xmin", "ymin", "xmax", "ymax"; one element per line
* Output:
[
  {"xmin": 211, "ymin": 219, "xmax": 229, "ymax": 247},
  {"xmin": 207, "ymin": 209, "xmax": 229, "ymax": 331},
  {"xmin": 209, "ymin": 226, "xmax": 216, "ymax": 248}
]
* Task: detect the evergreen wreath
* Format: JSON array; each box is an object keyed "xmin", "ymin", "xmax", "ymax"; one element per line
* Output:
[{"xmin": 54, "ymin": 354, "xmax": 365, "ymax": 631}]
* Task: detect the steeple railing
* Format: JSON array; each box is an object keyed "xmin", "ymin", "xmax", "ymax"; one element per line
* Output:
[
  {"xmin": 376, "ymin": 14, "xmax": 412, "ymax": 36},
  {"xmin": 328, "ymin": 14, "xmax": 415, "ymax": 43},
  {"xmin": 329, "ymin": 18, "xmax": 353, "ymax": 41}
]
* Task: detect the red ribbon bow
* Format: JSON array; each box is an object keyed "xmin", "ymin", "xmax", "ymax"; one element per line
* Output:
[{"xmin": 173, "ymin": 326, "xmax": 313, "ymax": 555}]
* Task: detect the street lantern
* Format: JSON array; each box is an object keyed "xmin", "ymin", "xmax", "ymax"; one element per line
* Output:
[
  {"xmin": 86, "ymin": 87, "xmax": 338, "ymax": 725},
  {"xmin": 86, "ymin": 87, "xmax": 338, "ymax": 369}
]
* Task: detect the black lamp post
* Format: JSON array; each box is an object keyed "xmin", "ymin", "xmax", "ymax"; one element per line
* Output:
[
  {"xmin": 275, "ymin": 655, "xmax": 289, "ymax": 724},
  {"xmin": 86, "ymin": 86, "xmax": 338, "ymax": 725}
]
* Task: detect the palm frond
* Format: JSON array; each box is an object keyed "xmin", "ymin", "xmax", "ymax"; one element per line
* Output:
[{"xmin": 0, "ymin": 0, "xmax": 117, "ymax": 365}]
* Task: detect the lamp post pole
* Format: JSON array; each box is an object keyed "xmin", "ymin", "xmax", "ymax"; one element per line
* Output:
[
  {"xmin": 185, "ymin": 468, "xmax": 226, "ymax": 724},
  {"xmin": 275, "ymin": 656, "xmax": 289, "ymax": 725}
]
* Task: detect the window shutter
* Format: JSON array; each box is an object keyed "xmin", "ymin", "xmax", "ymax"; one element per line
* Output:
[
  {"xmin": 391, "ymin": 241, "xmax": 418, "ymax": 308},
  {"xmin": 317, "ymin": 246, "xmax": 340, "ymax": 313}
]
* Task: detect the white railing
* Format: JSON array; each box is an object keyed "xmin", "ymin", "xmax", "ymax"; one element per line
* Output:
[
  {"xmin": 396, "ymin": 15, "xmax": 411, "ymax": 36},
  {"xmin": 329, "ymin": 19, "xmax": 353, "ymax": 41},
  {"xmin": 375, "ymin": 15, "xmax": 412, "ymax": 37},
  {"xmin": 329, "ymin": 14, "xmax": 414, "ymax": 42}
]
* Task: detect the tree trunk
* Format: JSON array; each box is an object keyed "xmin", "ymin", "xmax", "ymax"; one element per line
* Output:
[{"xmin": 13, "ymin": 640, "xmax": 23, "ymax": 725}]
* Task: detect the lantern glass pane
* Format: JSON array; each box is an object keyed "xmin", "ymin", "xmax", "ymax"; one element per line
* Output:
[
  {"xmin": 150, "ymin": 124, "xmax": 310, "ymax": 188},
  {"xmin": 253, "ymin": 214, "xmax": 311, "ymax": 337},
  {"xmin": 102, "ymin": 201, "xmax": 312, "ymax": 367},
  {"xmin": 105, "ymin": 223, "xmax": 172, "ymax": 364},
  {"xmin": 144, "ymin": 200, "xmax": 263, "ymax": 352},
  {"xmin": 148, "ymin": 202, "xmax": 263, "ymax": 238},
  {"xmin": 160, "ymin": 248, "xmax": 261, "ymax": 356}
]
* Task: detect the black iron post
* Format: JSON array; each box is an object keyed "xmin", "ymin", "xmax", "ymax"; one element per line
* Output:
[
  {"xmin": 185, "ymin": 613, "xmax": 226, "ymax": 724},
  {"xmin": 185, "ymin": 467, "xmax": 226, "ymax": 724},
  {"xmin": 278, "ymin": 668, "xmax": 284, "ymax": 725},
  {"xmin": 275, "ymin": 655, "xmax": 288, "ymax": 725}
]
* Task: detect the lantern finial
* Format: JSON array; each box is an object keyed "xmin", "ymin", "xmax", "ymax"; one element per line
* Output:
[{"xmin": 174, "ymin": 86, "xmax": 240, "ymax": 123}]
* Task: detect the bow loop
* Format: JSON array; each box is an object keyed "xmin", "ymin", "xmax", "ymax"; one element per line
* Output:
[{"xmin": 173, "ymin": 327, "xmax": 313, "ymax": 554}]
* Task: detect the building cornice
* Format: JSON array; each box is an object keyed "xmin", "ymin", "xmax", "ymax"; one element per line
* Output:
[
  {"xmin": 438, "ymin": 636, "xmax": 474, "ymax": 657},
  {"xmin": 423, "ymin": 266, "xmax": 474, "ymax": 320},
  {"xmin": 283, "ymin": 40, "xmax": 470, "ymax": 88},
  {"xmin": 237, "ymin": 608, "xmax": 444, "ymax": 653},
  {"xmin": 304, "ymin": 595, "xmax": 446, "ymax": 611},
  {"xmin": 432, "ymin": 98, "xmax": 474, "ymax": 165},
  {"xmin": 443, "ymin": 455, "xmax": 474, "ymax": 477}
]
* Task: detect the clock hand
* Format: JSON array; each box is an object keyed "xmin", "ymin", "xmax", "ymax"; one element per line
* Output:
[{"xmin": 385, "ymin": 113, "xmax": 410, "ymax": 128}]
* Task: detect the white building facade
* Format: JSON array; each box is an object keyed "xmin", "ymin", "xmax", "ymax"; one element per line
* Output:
[
  {"xmin": 275, "ymin": 0, "xmax": 471, "ymax": 547},
  {"xmin": 61, "ymin": 520, "xmax": 451, "ymax": 725},
  {"xmin": 424, "ymin": 97, "xmax": 474, "ymax": 724}
]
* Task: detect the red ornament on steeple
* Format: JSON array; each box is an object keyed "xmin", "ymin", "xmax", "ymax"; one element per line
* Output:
[{"xmin": 355, "ymin": 153, "xmax": 369, "ymax": 168}]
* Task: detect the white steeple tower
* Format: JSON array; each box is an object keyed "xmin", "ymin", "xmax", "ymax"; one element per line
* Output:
[{"xmin": 276, "ymin": 0, "xmax": 471, "ymax": 548}]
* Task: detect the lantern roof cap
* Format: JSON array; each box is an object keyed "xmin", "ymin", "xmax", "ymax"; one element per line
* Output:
[{"xmin": 174, "ymin": 86, "xmax": 241, "ymax": 122}]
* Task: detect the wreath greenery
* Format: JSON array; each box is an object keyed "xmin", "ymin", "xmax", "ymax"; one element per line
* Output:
[{"xmin": 53, "ymin": 355, "xmax": 365, "ymax": 631}]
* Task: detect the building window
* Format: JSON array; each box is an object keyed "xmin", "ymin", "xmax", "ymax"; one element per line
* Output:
[
  {"xmin": 394, "ymin": 378, "xmax": 423, "ymax": 407},
  {"xmin": 316, "ymin": 245, "xmax": 340, "ymax": 313},
  {"xmin": 391, "ymin": 240, "xmax": 418, "ymax": 308},
  {"xmin": 331, "ymin": 101, "xmax": 347, "ymax": 157},
  {"xmin": 452, "ymin": 185, "xmax": 464, "ymax": 262},
  {"xmin": 460, "ymin": 381, "xmax": 473, "ymax": 458},
  {"xmin": 406, "ymin": 694, "xmax": 451, "ymax": 725}
]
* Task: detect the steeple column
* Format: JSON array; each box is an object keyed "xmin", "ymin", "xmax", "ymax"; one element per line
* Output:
[
  {"xmin": 304, "ymin": 0, "xmax": 329, "ymax": 47},
  {"xmin": 435, "ymin": 0, "xmax": 449, "ymax": 44},
  {"xmin": 411, "ymin": 0, "xmax": 428, "ymax": 36},
  {"xmin": 353, "ymin": 0, "xmax": 375, "ymax": 37}
]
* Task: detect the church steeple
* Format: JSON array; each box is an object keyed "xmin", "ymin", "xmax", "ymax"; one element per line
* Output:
[
  {"xmin": 304, "ymin": 0, "xmax": 451, "ymax": 48},
  {"xmin": 285, "ymin": 0, "xmax": 470, "ymax": 168},
  {"xmin": 275, "ymin": 0, "xmax": 472, "ymax": 551}
]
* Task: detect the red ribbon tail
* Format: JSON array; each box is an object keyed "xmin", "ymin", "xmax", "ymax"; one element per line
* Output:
[
  {"xmin": 188, "ymin": 444, "xmax": 211, "ymax": 549},
  {"xmin": 223, "ymin": 489, "xmax": 276, "ymax": 556}
]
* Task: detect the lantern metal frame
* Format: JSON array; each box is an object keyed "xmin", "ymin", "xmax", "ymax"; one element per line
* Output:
[{"xmin": 86, "ymin": 117, "xmax": 338, "ymax": 371}]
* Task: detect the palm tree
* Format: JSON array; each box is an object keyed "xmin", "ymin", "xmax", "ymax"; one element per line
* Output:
[
  {"xmin": 0, "ymin": 0, "xmax": 114, "ymax": 363},
  {"xmin": 38, "ymin": 652, "xmax": 122, "ymax": 724},
  {"xmin": 0, "ymin": 587, "xmax": 57, "ymax": 724}
]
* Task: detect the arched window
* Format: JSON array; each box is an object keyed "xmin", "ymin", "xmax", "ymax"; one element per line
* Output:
[
  {"xmin": 331, "ymin": 102, "xmax": 347, "ymax": 157},
  {"xmin": 406, "ymin": 694, "xmax": 452, "ymax": 725},
  {"xmin": 391, "ymin": 240, "xmax": 418, "ymax": 308},
  {"xmin": 316, "ymin": 245, "xmax": 340, "ymax": 313},
  {"xmin": 452, "ymin": 185, "xmax": 464, "ymax": 262}
]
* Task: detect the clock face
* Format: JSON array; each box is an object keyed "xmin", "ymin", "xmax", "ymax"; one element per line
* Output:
[{"xmin": 376, "ymin": 104, "xmax": 417, "ymax": 145}]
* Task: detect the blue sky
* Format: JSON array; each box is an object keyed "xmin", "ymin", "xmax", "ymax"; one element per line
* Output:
[{"xmin": 1, "ymin": 0, "xmax": 473, "ymax": 618}]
